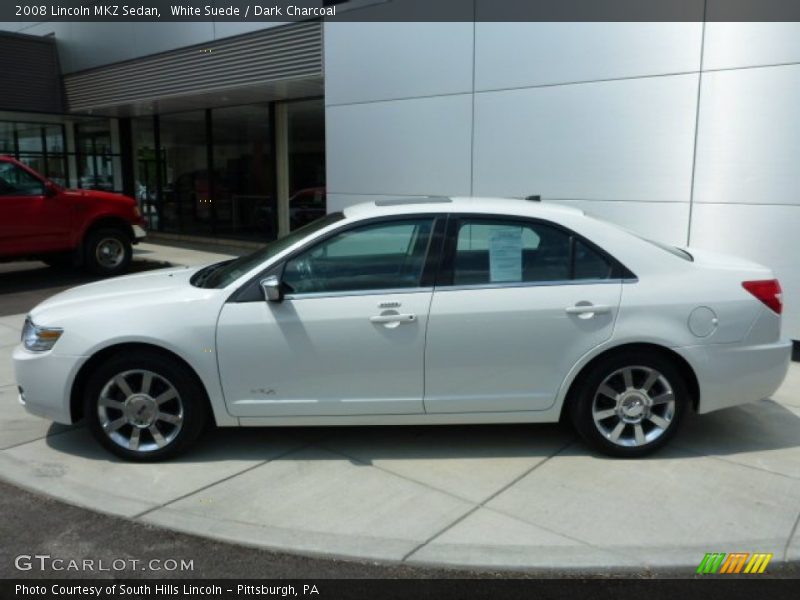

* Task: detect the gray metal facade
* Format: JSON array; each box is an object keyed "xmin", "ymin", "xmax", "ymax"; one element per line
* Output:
[{"xmin": 323, "ymin": 20, "xmax": 800, "ymax": 340}]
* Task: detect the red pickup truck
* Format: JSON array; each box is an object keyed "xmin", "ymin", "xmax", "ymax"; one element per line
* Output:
[{"xmin": 0, "ymin": 156, "xmax": 146, "ymax": 276}]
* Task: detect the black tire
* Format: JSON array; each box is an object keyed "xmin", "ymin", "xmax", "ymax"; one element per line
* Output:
[
  {"xmin": 84, "ymin": 351, "xmax": 209, "ymax": 461},
  {"xmin": 569, "ymin": 349, "xmax": 690, "ymax": 458},
  {"xmin": 84, "ymin": 227, "xmax": 132, "ymax": 276}
]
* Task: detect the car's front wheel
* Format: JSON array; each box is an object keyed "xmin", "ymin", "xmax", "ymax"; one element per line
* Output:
[
  {"xmin": 569, "ymin": 350, "xmax": 689, "ymax": 457},
  {"xmin": 84, "ymin": 352, "xmax": 208, "ymax": 461}
]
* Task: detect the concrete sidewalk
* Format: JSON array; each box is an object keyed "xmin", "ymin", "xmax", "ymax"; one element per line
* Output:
[{"xmin": 0, "ymin": 242, "xmax": 798, "ymax": 573}]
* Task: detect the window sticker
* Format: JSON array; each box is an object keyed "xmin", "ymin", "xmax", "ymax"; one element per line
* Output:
[{"xmin": 488, "ymin": 226, "xmax": 523, "ymax": 282}]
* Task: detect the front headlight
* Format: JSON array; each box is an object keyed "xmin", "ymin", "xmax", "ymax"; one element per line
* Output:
[{"xmin": 22, "ymin": 317, "xmax": 63, "ymax": 352}]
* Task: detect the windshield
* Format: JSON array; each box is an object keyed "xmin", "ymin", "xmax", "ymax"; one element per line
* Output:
[{"xmin": 192, "ymin": 212, "xmax": 345, "ymax": 289}]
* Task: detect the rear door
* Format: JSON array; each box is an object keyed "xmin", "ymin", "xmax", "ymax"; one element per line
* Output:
[{"xmin": 424, "ymin": 215, "xmax": 624, "ymax": 414}]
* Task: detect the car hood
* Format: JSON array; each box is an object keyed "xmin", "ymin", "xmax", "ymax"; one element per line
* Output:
[{"xmin": 29, "ymin": 266, "xmax": 203, "ymax": 324}]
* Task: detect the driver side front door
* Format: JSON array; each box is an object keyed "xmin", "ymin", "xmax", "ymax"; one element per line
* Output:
[{"xmin": 216, "ymin": 216, "xmax": 443, "ymax": 417}]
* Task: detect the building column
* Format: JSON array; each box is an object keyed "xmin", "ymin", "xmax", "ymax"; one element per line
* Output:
[{"xmin": 274, "ymin": 102, "xmax": 290, "ymax": 239}]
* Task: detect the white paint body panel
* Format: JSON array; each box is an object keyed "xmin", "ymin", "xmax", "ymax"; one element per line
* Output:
[
  {"xmin": 217, "ymin": 291, "xmax": 432, "ymax": 417},
  {"xmin": 424, "ymin": 283, "xmax": 620, "ymax": 413},
  {"xmin": 13, "ymin": 198, "xmax": 791, "ymax": 433}
]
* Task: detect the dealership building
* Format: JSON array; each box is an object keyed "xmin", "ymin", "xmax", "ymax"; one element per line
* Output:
[{"xmin": 1, "ymin": 9, "xmax": 800, "ymax": 340}]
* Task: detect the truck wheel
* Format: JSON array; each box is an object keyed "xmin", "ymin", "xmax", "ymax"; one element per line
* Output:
[{"xmin": 84, "ymin": 228, "xmax": 132, "ymax": 276}]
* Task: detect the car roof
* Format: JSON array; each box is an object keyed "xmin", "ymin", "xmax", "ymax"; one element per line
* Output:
[{"xmin": 342, "ymin": 196, "xmax": 585, "ymax": 220}]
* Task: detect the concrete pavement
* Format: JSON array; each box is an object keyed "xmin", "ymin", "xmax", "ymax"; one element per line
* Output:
[{"xmin": 0, "ymin": 242, "xmax": 799, "ymax": 573}]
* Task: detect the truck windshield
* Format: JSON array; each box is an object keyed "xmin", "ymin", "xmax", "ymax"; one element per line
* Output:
[{"xmin": 191, "ymin": 212, "xmax": 345, "ymax": 289}]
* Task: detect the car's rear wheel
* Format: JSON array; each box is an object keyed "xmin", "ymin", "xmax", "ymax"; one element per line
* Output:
[
  {"xmin": 569, "ymin": 350, "xmax": 689, "ymax": 457},
  {"xmin": 84, "ymin": 352, "xmax": 208, "ymax": 461},
  {"xmin": 84, "ymin": 227, "xmax": 132, "ymax": 276}
]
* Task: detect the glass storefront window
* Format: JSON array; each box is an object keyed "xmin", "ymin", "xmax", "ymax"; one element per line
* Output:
[
  {"xmin": 159, "ymin": 110, "xmax": 211, "ymax": 234},
  {"xmin": 0, "ymin": 120, "xmax": 68, "ymax": 186},
  {"xmin": 132, "ymin": 117, "xmax": 161, "ymax": 230},
  {"xmin": 76, "ymin": 120, "xmax": 117, "ymax": 191},
  {"xmin": 0, "ymin": 121, "xmax": 14, "ymax": 154},
  {"xmin": 287, "ymin": 99, "xmax": 326, "ymax": 232},
  {"xmin": 16, "ymin": 124, "xmax": 43, "ymax": 154},
  {"xmin": 212, "ymin": 104, "xmax": 276, "ymax": 240}
]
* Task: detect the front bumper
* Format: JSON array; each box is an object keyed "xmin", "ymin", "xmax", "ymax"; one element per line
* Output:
[
  {"xmin": 132, "ymin": 224, "xmax": 147, "ymax": 242},
  {"xmin": 675, "ymin": 339, "xmax": 792, "ymax": 414},
  {"xmin": 13, "ymin": 345, "xmax": 82, "ymax": 424}
]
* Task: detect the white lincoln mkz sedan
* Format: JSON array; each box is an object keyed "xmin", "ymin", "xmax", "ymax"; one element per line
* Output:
[{"xmin": 14, "ymin": 197, "xmax": 792, "ymax": 460}]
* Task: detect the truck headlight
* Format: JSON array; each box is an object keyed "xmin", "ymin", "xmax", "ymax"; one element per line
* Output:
[{"xmin": 22, "ymin": 318, "xmax": 63, "ymax": 352}]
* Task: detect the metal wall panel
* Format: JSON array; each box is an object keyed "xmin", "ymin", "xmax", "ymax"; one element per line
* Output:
[
  {"xmin": 63, "ymin": 22, "xmax": 322, "ymax": 112},
  {"xmin": 475, "ymin": 22, "xmax": 702, "ymax": 91},
  {"xmin": 472, "ymin": 74, "xmax": 699, "ymax": 201},
  {"xmin": 324, "ymin": 22, "xmax": 474, "ymax": 106},
  {"xmin": 0, "ymin": 32, "xmax": 64, "ymax": 113},
  {"xmin": 326, "ymin": 94, "xmax": 472, "ymax": 196},
  {"xmin": 550, "ymin": 200, "xmax": 691, "ymax": 247},
  {"xmin": 703, "ymin": 23, "xmax": 800, "ymax": 71},
  {"xmin": 693, "ymin": 64, "xmax": 800, "ymax": 206},
  {"xmin": 689, "ymin": 203, "xmax": 800, "ymax": 338}
]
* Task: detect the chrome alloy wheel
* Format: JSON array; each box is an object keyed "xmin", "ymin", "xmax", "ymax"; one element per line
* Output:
[
  {"xmin": 95, "ymin": 237, "xmax": 125, "ymax": 269},
  {"xmin": 97, "ymin": 369, "xmax": 184, "ymax": 452},
  {"xmin": 591, "ymin": 365, "xmax": 676, "ymax": 448}
]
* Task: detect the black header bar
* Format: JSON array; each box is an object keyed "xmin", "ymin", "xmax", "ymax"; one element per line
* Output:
[{"xmin": 5, "ymin": 0, "xmax": 800, "ymax": 23}]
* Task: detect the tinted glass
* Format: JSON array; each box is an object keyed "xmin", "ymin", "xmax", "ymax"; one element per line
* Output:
[
  {"xmin": 451, "ymin": 219, "xmax": 622, "ymax": 285},
  {"xmin": 573, "ymin": 239, "xmax": 614, "ymax": 279},
  {"xmin": 283, "ymin": 218, "xmax": 435, "ymax": 294},
  {"xmin": 0, "ymin": 162, "xmax": 44, "ymax": 196},
  {"xmin": 195, "ymin": 213, "xmax": 345, "ymax": 289},
  {"xmin": 453, "ymin": 220, "xmax": 571, "ymax": 285}
]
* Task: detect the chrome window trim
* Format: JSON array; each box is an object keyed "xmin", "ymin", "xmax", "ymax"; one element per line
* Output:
[
  {"xmin": 283, "ymin": 287, "xmax": 435, "ymax": 301},
  {"xmin": 282, "ymin": 277, "xmax": 637, "ymax": 300},
  {"xmin": 434, "ymin": 278, "xmax": 637, "ymax": 293}
]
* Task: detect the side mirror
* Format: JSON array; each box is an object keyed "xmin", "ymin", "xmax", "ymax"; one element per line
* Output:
[
  {"xmin": 44, "ymin": 182, "xmax": 59, "ymax": 197},
  {"xmin": 260, "ymin": 275, "xmax": 283, "ymax": 302}
]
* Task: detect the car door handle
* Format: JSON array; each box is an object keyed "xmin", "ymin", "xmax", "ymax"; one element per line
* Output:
[
  {"xmin": 565, "ymin": 304, "xmax": 612, "ymax": 315},
  {"xmin": 369, "ymin": 313, "xmax": 416, "ymax": 324}
]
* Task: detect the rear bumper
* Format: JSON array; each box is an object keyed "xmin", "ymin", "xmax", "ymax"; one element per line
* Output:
[
  {"xmin": 132, "ymin": 224, "xmax": 147, "ymax": 242},
  {"xmin": 675, "ymin": 339, "xmax": 792, "ymax": 414}
]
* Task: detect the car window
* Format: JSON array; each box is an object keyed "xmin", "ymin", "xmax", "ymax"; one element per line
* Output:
[
  {"xmin": 451, "ymin": 218, "xmax": 615, "ymax": 285},
  {"xmin": 194, "ymin": 213, "xmax": 345, "ymax": 289},
  {"xmin": 573, "ymin": 239, "xmax": 614, "ymax": 279},
  {"xmin": 0, "ymin": 162, "xmax": 44, "ymax": 196},
  {"xmin": 283, "ymin": 218, "xmax": 435, "ymax": 294}
]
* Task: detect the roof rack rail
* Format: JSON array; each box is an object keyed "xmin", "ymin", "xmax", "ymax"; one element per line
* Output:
[{"xmin": 374, "ymin": 196, "xmax": 452, "ymax": 207}]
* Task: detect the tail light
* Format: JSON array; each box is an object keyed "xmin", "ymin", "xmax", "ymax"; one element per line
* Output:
[{"xmin": 742, "ymin": 279, "xmax": 782, "ymax": 314}]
